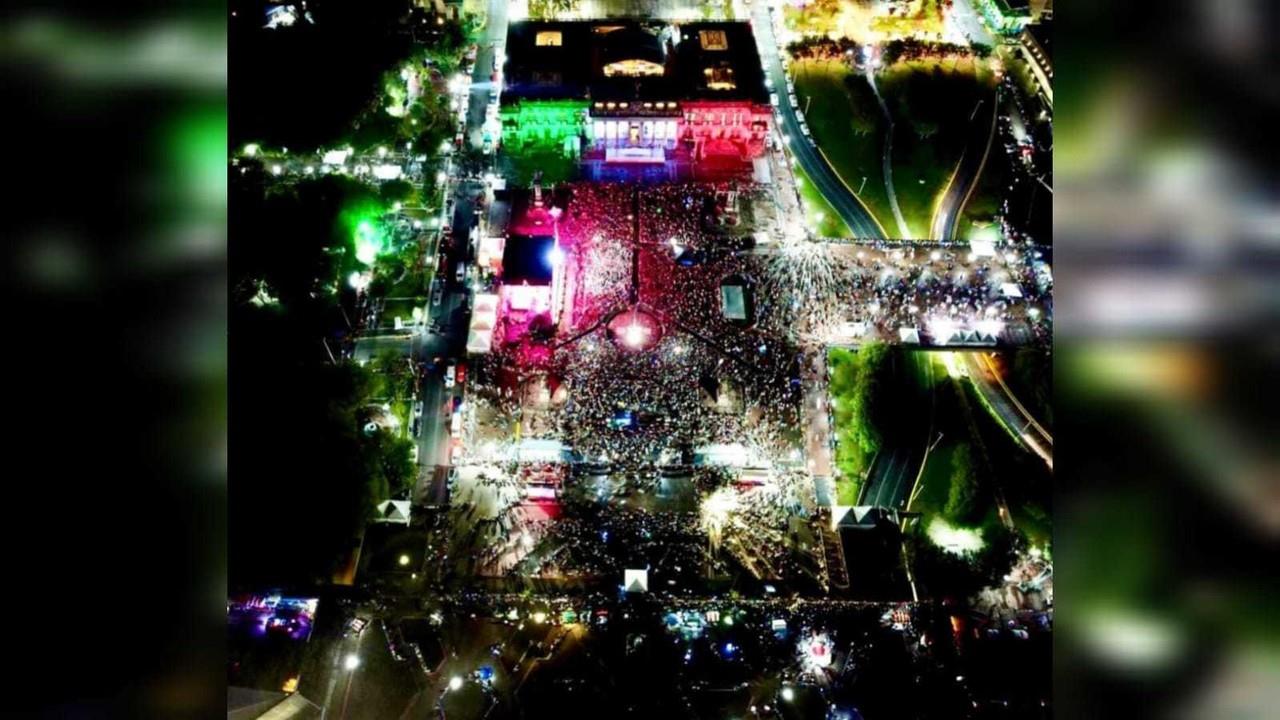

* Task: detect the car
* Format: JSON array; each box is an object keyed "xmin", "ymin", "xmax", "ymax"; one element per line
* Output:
[
  {"xmin": 431, "ymin": 283, "xmax": 444, "ymax": 306},
  {"xmin": 764, "ymin": 75, "xmax": 773, "ymax": 89},
  {"xmin": 798, "ymin": 121, "xmax": 811, "ymax": 137},
  {"xmin": 454, "ymin": 363, "xmax": 467, "ymax": 386},
  {"xmin": 444, "ymin": 363, "xmax": 456, "ymax": 388},
  {"xmin": 785, "ymin": 78, "xmax": 795, "ymax": 93},
  {"xmin": 455, "ymin": 261, "xmax": 467, "ymax": 283},
  {"xmin": 769, "ymin": 92, "xmax": 779, "ymax": 106},
  {"xmin": 450, "ymin": 411, "xmax": 462, "ymax": 437},
  {"xmin": 482, "ymin": 138, "xmax": 493, "ymax": 154},
  {"xmin": 788, "ymin": 92, "xmax": 798, "ymax": 108}
]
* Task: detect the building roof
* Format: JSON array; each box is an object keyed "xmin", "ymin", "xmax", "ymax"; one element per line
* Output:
[
  {"xmin": 1025, "ymin": 21, "xmax": 1052, "ymax": 63},
  {"xmin": 503, "ymin": 20, "xmax": 768, "ymax": 106}
]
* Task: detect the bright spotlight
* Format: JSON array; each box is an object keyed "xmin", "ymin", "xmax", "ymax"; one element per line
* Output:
[
  {"xmin": 624, "ymin": 322, "xmax": 648, "ymax": 348},
  {"xmin": 344, "ymin": 654, "xmax": 360, "ymax": 670},
  {"xmin": 546, "ymin": 246, "xmax": 565, "ymax": 267}
]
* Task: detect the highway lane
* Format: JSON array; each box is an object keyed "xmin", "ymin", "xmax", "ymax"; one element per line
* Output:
[
  {"xmin": 961, "ymin": 351, "xmax": 1053, "ymax": 470},
  {"xmin": 930, "ymin": 86, "xmax": 999, "ymax": 241},
  {"xmin": 861, "ymin": 446, "xmax": 921, "ymax": 511},
  {"xmin": 748, "ymin": 1, "xmax": 887, "ymax": 240}
]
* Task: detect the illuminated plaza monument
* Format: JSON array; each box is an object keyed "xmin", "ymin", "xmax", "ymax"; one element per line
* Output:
[{"xmin": 500, "ymin": 20, "xmax": 772, "ymax": 180}]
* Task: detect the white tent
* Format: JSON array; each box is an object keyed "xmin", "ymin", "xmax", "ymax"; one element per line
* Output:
[
  {"xmin": 624, "ymin": 568, "xmax": 649, "ymax": 593},
  {"xmin": 321, "ymin": 149, "xmax": 351, "ymax": 165},
  {"xmin": 970, "ymin": 238, "xmax": 996, "ymax": 257},
  {"xmin": 516, "ymin": 439, "xmax": 564, "ymax": 463},
  {"xmin": 372, "ymin": 164, "xmax": 403, "ymax": 180},
  {"xmin": 1000, "ymin": 282, "xmax": 1024, "ymax": 299},
  {"xmin": 466, "ymin": 328, "xmax": 494, "ymax": 354},
  {"xmin": 898, "ymin": 327, "xmax": 921, "ymax": 344},
  {"xmin": 374, "ymin": 500, "xmax": 411, "ymax": 525},
  {"xmin": 466, "ymin": 293, "xmax": 500, "ymax": 354}
]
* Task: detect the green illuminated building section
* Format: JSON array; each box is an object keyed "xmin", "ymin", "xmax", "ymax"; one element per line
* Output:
[
  {"xmin": 974, "ymin": 0, "xmax": 1032, "ymax": 34},
  {"xmin": 500, "ymin": 100, "xmax": 589, "ymax": 158}
]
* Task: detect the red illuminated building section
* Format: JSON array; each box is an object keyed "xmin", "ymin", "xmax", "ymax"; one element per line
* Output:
[{"xmin": 504, "ymin": 21, "xmax": 772, "ymax": 173}]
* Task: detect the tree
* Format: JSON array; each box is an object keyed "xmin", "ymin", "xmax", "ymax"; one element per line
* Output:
[
  {"xmin": 974, "ymin": 524, "xmax": 1027, "ymax": 587},
  {"xmin": 231, "ymin": 173, "xmax": 384, "ymax": 310},
  {"xmin": 842, "ymin": 74, "xmax": 881, "ymax": 135},
  {"xmin": 380, "ymin": 179, "xmax": 415, "ymax": 205},
  {"xmin": 1012, "ymin": 347, "xmax": 1053, "ymax": 429},
  {"xmin": 850, "ymin": 342, "xmax": 892, "ymax": 457},
  {"xmin": 944, "ymin": 443, "xmax": 979, "ymax": 522}
]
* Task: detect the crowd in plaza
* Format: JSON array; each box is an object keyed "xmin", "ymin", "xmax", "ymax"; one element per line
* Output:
[
  {"xmin": 557, "ymin": 183, "xmax": 636, "ymax": 329},
  {"xmin": 453, "ymin": 178, "xmax": 1050, "ymax": 590},
  {"xmin": 756, "ymin": 240, "xmax": 1052, "ymax": 346}
]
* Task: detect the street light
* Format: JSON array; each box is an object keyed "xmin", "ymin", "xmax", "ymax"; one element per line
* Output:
[
  {"xmin": 448, "ymin": 675, "xmax": 463, "ymax": 691},
  {"xmin": 398, "ymin": 553, "xmax": 410, "ymax": 566},
  {"xmin": 781, "ymin": 686, "xmax": 795, "ymax": 702},
  {"xmin": 344, "ymin": 654, "xmax": 360, "ymax": 670}
]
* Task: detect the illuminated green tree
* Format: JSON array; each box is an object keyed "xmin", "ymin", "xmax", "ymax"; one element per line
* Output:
[{"xmin": 944, "ymin": 444, "xmax": 979, "ymax": 522}]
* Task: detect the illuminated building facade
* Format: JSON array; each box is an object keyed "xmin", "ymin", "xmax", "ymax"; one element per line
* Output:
[
  {"xmin": 974, "ymin": 0, "xmax": 1033, "ymax": 35},
  {"xmin": 500, "ymin": 21, "xmax": 771, "ymax": 175}
]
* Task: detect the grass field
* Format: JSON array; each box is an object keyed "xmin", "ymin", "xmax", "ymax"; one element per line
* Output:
[
  {"xmin": 794, "ymin": 56, "xmax": 997, "ymax": 239},
  {"xmin": 791, "ymin": 60, "xmax": 893, "ymax": 229},
  {"xmin": 878, "ymin": 58, "xmax": 996, "ymax": 238}
]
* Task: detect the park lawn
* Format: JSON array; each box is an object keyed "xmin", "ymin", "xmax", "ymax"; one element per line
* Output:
[
  {"xmin": 381, "ymin": 299, "xmax": 423, "ymax": 327},
  {"xmin": 827, "ymin": 346, "xmax": 937, "ymax": 503},
  {"xmin": 836, "ymin": 477, "xmax": 860, "ymax": 505},
  {"xmin": 912, "ymin": 440, "xmax": 956, "ymax": 517},
  {"xmin": 790, "ymin": 60, "xmax": 893, "ymax": 231},
  {"xmin": 890, "ymin": 129, "xmax": 959, "ymax": 238},
  {"xmin": 387, "ymin": 268, "xmax": 429, "ymax": 298},
  {"xmin": 878, "ymin": 57, "xmax": 998, "ymax": 238},
  {"xmin": 957, "ymin": 145, "xmax": 1004, "ymax": 240},
  {"xmin": 793, "ymin": 163, "xmax": 852, "ymax": 238}
]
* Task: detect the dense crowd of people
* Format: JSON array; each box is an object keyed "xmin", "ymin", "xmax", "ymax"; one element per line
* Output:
[
  {"xmin": 454, "ymin": 179, "xmax": 1051, "ymax": 590},
  {"xmin": 557, "ymin": 183, "xmax": 635, "ymax": 329}
]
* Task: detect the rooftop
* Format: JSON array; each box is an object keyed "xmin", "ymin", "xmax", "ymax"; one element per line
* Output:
[{"xmin": 502, "ymin": 20, "xmax": 768, "ymax": 106}]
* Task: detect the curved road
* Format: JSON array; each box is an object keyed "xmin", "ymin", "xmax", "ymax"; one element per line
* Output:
[
  {"xmin": 930, "ymin": 86, "xmax": 999, "ymax": 241},
  {"xmin": 749, "ymin": 2, "xmax": 887, "ymax": 240},
  {"xmin": 962, "ymin": 351, "xmax": 1053, "ymax": 470}
]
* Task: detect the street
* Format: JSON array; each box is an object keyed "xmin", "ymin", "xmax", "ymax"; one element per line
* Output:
[{"xmin": 749, "ymin": 0, "xmax": 888, "ymax": 240}]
